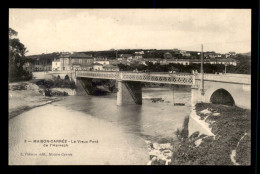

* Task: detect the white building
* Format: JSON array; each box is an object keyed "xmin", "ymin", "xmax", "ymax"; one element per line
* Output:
[
  {"xmin": 92, "ymin": 63, "xmax": 103, "ymax": 71},
  {"xmin": 52, "ymin": 60, "xmax": 61, "ymax": 71},
  {"xmin": 225, "ymin": 52, "xmax": 236, "ymax": 58},
  {"xmin": 180, "ymin": 50, "xmax": 191, "ymax": 57},
  {"xmin": 103, "ymin": 64, "xmax": 119, "ymax": 71},
  {"xmin": 134, "ymin": 51, "xmax": 144, "ymax": 59},
  {"xmin": 177, "ymin": 59, "xmax": 190, "ymax": 65},
  {"xmin": 118, "ymin": 54, "xmax": 133, "ymax": 60},
  {"xmin": 160, "ymin": 59, "xmax": 190, "ymax": 65},
  {"xmin": 94, "ymin": 58, "xmax": 110, "ymax": 65}
]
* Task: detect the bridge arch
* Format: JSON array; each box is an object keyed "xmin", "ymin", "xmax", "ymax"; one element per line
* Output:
[{"xmin": 210, "ymin": 88, "xmax": 235, "ymax": 106}]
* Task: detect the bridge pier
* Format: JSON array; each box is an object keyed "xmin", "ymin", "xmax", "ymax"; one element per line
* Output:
[
  {"xmin": 117, "ymin": 81, "xmax": 142, "ymax": 106},
  {"xmin": 191, "ymin": 75, "xmax": 205, "ymax": 106},
  {"xmin": 191, "ymin": 86, "xmax": 205, "ymax": 106},
  {"xmin": 191, "ymin": 86, "xmax": 198, "ymax": 107},
  {"xmin": 76, "ymin": 78, "xmax": 96, "ymax": 95}
]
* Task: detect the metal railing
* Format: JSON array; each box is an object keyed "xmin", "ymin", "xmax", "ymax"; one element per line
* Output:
[
  {"xmin": 76, "ymin": 71, "xmax": 194, "ymax": 85},
  {"xmin": 195, "ymin": 73, "xmax": 251, "ymax": 85}
]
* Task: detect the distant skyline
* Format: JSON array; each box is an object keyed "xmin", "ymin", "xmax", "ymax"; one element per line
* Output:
[{"xmin": 9, "ymin": 9, "xmax": 251, "ymax": 55}]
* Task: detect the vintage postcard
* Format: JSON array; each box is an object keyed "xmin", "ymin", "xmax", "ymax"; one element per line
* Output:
[{"xmin": 9, "ymin": 9, "xmax": 251, "ymax": 165}]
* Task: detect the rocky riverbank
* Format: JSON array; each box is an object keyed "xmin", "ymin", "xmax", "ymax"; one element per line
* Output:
[
  {"xmin": 145, "ymin": 102, "xmax": 251, "ymax": 165},
  {"xmin": 146, "ymin": 141, "xmax": 173, "ymax": 165},
  {"xmin": 35, "ymin": 77, "xmax": 76, "ymax": 97},
  {"xmin": 38, "ymin": 87, "xmax": 76, "ymax": 96},
  {"xmin": 169, "ymin": 103, "xmax": 251, "ymax": 165}
]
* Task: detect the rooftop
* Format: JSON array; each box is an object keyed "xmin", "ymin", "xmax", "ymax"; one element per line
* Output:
[
  {"xmin": 189, "ymin": 58, "xmax": 237, "ymax": 62},
  {"xmin": 119, "ymin": 54, "xmax": 133, "ymax": 57},
  {"xmin": 92, "ymin": 63, "xmax": 103, "ymax": 66},
  {"xmin": 103, "ymin": 64, "xmax": 118, "ymax": 68},
  {"xmin": 52, "ymin": 60, "xmax": 60, "ymax": 62},
  {"xmin": 60, "ymin": 52, "xmax": 92, "ymax": 58}
]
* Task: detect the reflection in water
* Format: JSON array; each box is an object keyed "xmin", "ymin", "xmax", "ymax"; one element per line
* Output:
[
  {"xmin": 52, "ymin": 87, "xmax": 192, "ymax": 142},
  {"xmin": 117, "ymin": 105, "xmax": 143, "ymax": 134},
  {"xmin": 9, "ymin": 87, "xmax": 192, "ymax": 165}
]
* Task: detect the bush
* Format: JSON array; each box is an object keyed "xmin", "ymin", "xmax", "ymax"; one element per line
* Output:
[
  {"xmin": 64, "ymin": 75, "xmax": 70, "ymax": 81},
  {"xmin": 235, "ymin": 133, "xmax": 251, "ymax": 165},
  {"xmin": 175, "ymin": 116, "xmax": 190, "ymax": 141},
  {"xmin": 9, "ymin": 67, "xmax": 33, "ymax": 82},
  {"xmin": 36, "ymin": 78, "xmax": 76, "ymax": 89}
]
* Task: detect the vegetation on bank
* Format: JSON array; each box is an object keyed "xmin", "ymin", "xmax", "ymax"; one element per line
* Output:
[
  {"xmin": 35, "ymin": 75, "xmax": 76, "ymax": 89},
  {"xmin": 171, "ymin": 103, "xmax": 251, "ymax": 165},
  {"xmin": 235, "ymin": 132, "xmax": 251, "ymax": 165},
  {"xmin": 33, "ymin": 75, "xmax": 76, "ymax": 97},
  {"xmin": 9, "ymin": 28, "xmax": 33, "ymax": 82},
  {"xmin": 175, "ymin": 116, "xmax": 190, "ymax": 141}
]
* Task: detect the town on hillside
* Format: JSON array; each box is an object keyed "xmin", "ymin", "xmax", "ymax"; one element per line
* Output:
[
  {"xmin": 23, "ymin": 49, "xmax": 243, "ymax": 73},
  {"xmin": 9, "ymin": 9, "xmax": 252, "ymax": 167}
]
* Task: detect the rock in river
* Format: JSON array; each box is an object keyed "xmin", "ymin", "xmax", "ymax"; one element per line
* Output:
[
  {"xmin": 159, "ymin": 143, "xmax": 172, "ymax": 150},
  {"xmin": 162, "ymin": 150, "xmax": 173, "ymax": 158},
  {"xmin": 149, "ymin": 149, "xmax": 161, "ymax": 158},
  {"xmin": 152, "ymin": 143, "xmax": 160, "ymax": 150}
]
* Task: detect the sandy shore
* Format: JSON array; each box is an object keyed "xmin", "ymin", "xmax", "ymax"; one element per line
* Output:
[{"xmin": 8, "ymin": 82, "xmax": 62, "ymax": 119}]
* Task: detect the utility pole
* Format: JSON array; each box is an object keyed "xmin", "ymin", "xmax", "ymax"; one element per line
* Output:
[
  {"xmin": 224, "ymin": 62, "xmax": 227, "ymax": 74},
  {"xmin": 200, "ymin": 44, "xmax": 204, "ymax": 95}
]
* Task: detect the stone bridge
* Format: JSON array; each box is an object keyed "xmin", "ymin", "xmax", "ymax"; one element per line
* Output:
[
  {"xmin": 191, "ymin": 73, "xmax": 251, "ymax": 109},
  {"xmin": 51, "ymin": 70, "xmax": 251, "ymax": 110}
]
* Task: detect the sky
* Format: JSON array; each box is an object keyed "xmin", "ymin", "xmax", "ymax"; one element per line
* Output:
[{"xmin": 9, "ymin": 9, "xmax": 251, "ymax": 56}]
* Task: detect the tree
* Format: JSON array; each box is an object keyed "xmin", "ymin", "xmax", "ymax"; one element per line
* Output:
[
  {"xmin": 9, "ymin": 28, "xmax": 32, "ymax": 82},
  {"xmin": 64, "ymin": 75, "xmax": 70, "ymax": 81}
]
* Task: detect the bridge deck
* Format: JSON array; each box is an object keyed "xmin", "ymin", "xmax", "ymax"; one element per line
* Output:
[
  {"xmin": 76, "ymin": 71, "xmax": 194, "ymax": 85},
  {"xmin": 196, "ymin": 73, "xmax": 251, "ymax": 85},
  {"xmin": 74, "ymin": 71, "xmax": 251, "ymax": 85}
]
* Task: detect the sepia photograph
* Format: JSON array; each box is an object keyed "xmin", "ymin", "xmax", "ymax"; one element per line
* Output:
[{"xmin": 8, "ymin": 9, "xmax": 251, "ymax": 165}]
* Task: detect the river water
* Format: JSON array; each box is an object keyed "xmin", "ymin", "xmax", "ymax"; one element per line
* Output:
[{"xmin": 9, "ymin": 87, "xmax": 192, "ymax": 165}]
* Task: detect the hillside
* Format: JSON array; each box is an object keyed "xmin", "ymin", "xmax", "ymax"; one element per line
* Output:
[{"xmin": 238, "ymin": 52, "xmax": 251, "ymax": 57}]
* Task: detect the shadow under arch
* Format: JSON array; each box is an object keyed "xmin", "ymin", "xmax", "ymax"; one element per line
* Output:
[{"xmin": 210, "ymin": 88, "xmax": 235, "ymax": 106}]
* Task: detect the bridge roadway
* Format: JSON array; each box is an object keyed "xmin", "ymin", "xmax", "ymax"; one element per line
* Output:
[
  {"xmin": 75, "ymin": 71, "xmax": 193, "ymax": 85},
  {"xmin": 75, "ymin": 70, "xmax": 251, "ymax": 85}
]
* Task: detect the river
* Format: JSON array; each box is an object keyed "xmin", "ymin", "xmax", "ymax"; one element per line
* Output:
[{"xmin": 9, "ymin": 87, "xmax": 192, "ymax": 165}]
